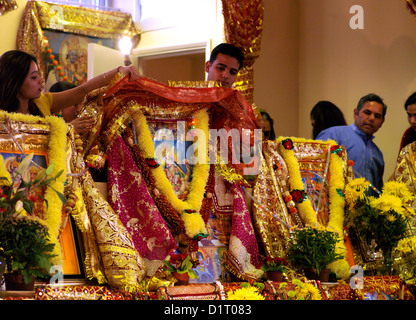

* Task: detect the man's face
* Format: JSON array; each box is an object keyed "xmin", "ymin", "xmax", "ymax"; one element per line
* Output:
[
  {"xmin": 205, "ymin": 53, "xmax": 240, "ymax": 88},
  {"xmin": 407, "ymin": 104, "xmax": 416, "ymax": 131},
  {"xmin": 353, "ymin": 101, "xmax": 385, "ymax": 138}
]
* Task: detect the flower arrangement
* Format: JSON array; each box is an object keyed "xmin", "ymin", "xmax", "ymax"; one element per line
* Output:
[
  {"xmin": 261, "ymin": 257, "xmax": 288, "ymax": 273},
  {"xmin": 278, "ymin": 279, "xmax": 322, "ymax": 300},
  {"xmin": 226, "ymin": 282, "xmax": 265, "ymax": 300},
  {"xmin": 287, "ymin": 225, "xmax": 344, "ymax": 275},
  {"xmin": 344, "ymin": 178, "xmax": 415, "ymax": 273},
  {"xmin": 0, "ymin": 153, "xmax": 65, "ymax": 285},
  {"xmin": 163, "ymin": 252, "xmax": 198, "ymax": 281}
]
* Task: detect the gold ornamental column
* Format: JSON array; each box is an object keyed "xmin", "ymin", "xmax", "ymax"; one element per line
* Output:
[{"xmin": 221, "ymin": 0, "xmax": 264, "ymax": 105}]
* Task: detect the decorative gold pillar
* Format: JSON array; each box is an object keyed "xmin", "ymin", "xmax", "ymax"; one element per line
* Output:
[
  {"xmin": 406, "ymin": 0, "xmax": 416, "ymax": 14},
  {"xmin": 221, "ymin": 0, "xmax": 264, "ymax": 104}
]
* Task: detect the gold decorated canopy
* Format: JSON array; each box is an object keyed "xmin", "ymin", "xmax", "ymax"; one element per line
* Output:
[{"xmin": 0, "ymin": 0, "xmax": 17, "ymax": 15}]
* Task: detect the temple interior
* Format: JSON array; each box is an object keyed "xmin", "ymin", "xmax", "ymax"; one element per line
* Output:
[{"xmin": 1, "ymin": 0, "xmax": 416, "ymax": 306}]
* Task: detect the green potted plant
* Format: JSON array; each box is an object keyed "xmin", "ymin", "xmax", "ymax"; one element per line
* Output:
[
  {"xmin": 0, "ymin": 153, "xmax": 65, "ymax": 290},
  {"xmin": 163, "ymin": 252, "xmax": 198, "ymax": 286},
  {"xmin": 344, "ymin": 178, "xmax": 413, "ymax": 274},
  {"xmin": 261, "ymin": 257, "xmax": 288, "ymax": 282},
  {"xmin": 287, "ymin": 225, "xmax": 344, "ymax": 282}
]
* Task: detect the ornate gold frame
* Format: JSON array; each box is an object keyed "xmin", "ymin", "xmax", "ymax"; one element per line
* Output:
[{"xmin": 16, "ymin": 0, "xmax": 141, "ymax": 79}]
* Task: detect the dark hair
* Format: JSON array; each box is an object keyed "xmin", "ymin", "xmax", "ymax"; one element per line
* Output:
[
  {"xmin": 209, "ymin": 43, "xmax": 245, "ymax": 70},
  {"xmin": 260, "ymin": 110, "xmax": 276, "ymax": 140},
  {"xmin": 0, "ymin": 50, "xmax": 42, "ymax": 116},
  {"xmin": 49, "ymin": 81, "xmax": 76, "ymax": 93},
  {"xmin": 404, "ymin": 92, "xmax": 416, "ymax": 110},
  {"xmin": 356, "ymin": 93, "xmax": 387, "ymax": 118},
  {"xmin": 310, "ymin": 101, "xmax": 347, "ymax": 139}
]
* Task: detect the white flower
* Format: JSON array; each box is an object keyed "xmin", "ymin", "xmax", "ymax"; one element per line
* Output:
[{"xmin": 15, "ymin": 200, "xmax": 23, "ymax": 212}]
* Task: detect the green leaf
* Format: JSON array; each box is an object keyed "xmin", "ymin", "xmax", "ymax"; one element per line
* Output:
[
  {"xmin": 45, "ymin": 163, "xmax": 55, "ymax": 176},
  {"xmin": 22, "ymin": 199, "xmax": 34, "ymax": 214},
  {"xmin": 54, "ymin": 170, "xmax": 64, "ymax": 180},
  {"xmin": 163, "ymin": 260, "xmax": 176, "ymax": 273},
  {"xmin": 33, "ymin": 168, "xmax": 47, "ymax": 184},
  {"xmin": 17, "ymin": 153, "xmax": 34, "ymax": 175},
  {"xmin": 188, "ymin": 269, "xmax": 198, "ymax": 279},
  {"xmin": 49, "ymin": 186, "xmax": 67, "ymax": 205}
]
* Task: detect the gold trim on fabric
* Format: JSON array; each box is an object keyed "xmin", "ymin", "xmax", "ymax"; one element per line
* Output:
[{"xmin": 79, "ymin": 170, "xmax": 146, "ymax": 291}]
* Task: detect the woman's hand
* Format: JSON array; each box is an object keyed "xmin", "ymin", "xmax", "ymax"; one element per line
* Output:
[
  {"xmin": 70, "ymin": 115, "xmax": 96, "ymax": 134},
  {"xmin": 118, "ymin": 65, "xmax": 141, "ymax": 81}
]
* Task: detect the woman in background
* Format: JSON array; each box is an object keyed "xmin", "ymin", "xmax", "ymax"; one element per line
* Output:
[
  {"xmin": 310, "ymin": 100, "xmax": 347, "ymax": 139},
  {"xmin": 399, "ymin": 92, "xmax": 416, "ymax": 151},
  {"xmin": 260, "ymin": 110, "xmax": 276, "ymax": 140}
]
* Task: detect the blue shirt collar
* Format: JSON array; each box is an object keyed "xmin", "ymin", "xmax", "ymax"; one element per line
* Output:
[{"xmin": 350, "ymin": 123, "xmax": 375, "ymax": 141}]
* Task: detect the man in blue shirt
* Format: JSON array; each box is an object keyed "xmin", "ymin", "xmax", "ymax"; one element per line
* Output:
[{"xmin": 316, "ymin": 93, "xmax": 387, "ymax": 191}]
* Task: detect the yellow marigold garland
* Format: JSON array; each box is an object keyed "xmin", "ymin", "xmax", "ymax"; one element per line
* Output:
[
  {"xmin": 135, "ymin": 109, "xmax": 209, "ymax": 239},
  {"xmin": 275, "ymin": 136, "xmax": 350, "ymax": 279},
  {"xmin": 275, "ymin": 137, "xmax": 317, "ymax": 225},
  {"xmin": 0, "ymin": 111, "xmax": 67, "ymax": 265}
]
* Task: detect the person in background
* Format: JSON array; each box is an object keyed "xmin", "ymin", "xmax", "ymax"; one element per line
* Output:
[
  {"xmin": 49, "ymin": 81, "xmax": 95, "ymax": 134},
  {"xmin": 0, "ymin": 50, "xmax": 139, "ymax": 117},
  {"xmin": 310, "ymin": 100, "xmax": 347, "ymax": 139},
  {"xmin": 260, "ymin": 110, "xmax": 276, "ymax": 140},
  {"xmin": 399, "ymin": 92, "xmax": 416, "ymax": 151},
  {"xmin": 316, "ymin": 93, "xmax": 386, "ymax": 191}
]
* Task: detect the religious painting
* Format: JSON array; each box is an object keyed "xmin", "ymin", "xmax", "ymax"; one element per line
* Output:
[
  {"xmin": 148, "ymin": 119, "xmax": 195, "ymax": 200},
  {"xmin": 1, "ymin": 151, "xmax": 48, "ymax": 220},
  {"xmin": 301, "ymin": 171, "xmax": 330, "ymax": 226},
  {"xmin": 192, "ymin": 214, "xmax": 231, "ymax": 283},
  {"xmin": 42, "ymin": 30, "xmax": 115, "ymax": 89}
]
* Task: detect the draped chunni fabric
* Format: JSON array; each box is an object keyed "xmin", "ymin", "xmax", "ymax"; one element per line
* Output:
[
  {"xmin": 107, "ymin": 136, "xmax": 177, "ymax": 275},
  {"xmin": 81, "ymin": 76, "xmax": 264, "ymax": 281}
]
